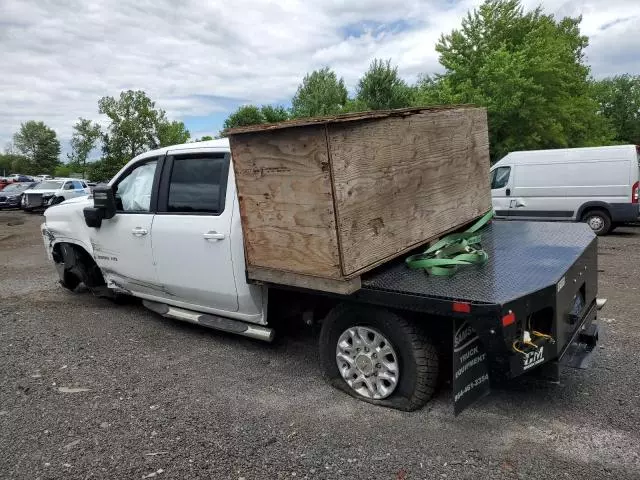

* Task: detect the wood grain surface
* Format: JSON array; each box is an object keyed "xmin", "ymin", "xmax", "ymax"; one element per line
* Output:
[
  {"xmin": 328, "ymin": 107, "xmax": 491, "ymax": 276},
  {"xmin": 229, "ymin": 126, "xmax": 342, "ymax": 278}
]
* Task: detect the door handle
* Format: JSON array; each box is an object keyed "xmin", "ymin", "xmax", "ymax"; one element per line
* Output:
[
  {"xmin": 131, "ymin": 227, "xmax": 148, "ymax": 236},
  {"xmin": 203, "ymin": 231, "xmax": 225, "ymax": 241}
]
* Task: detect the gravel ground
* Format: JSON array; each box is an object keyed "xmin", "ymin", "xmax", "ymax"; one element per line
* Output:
[{"xmin": 1, "ymin": 210, "xmax": 639, "ymax": 479}]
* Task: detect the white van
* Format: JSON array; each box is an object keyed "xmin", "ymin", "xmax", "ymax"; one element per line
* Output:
[{"xmin": 490, "ymin": 145, "xmax": 640, "ymax": 235}]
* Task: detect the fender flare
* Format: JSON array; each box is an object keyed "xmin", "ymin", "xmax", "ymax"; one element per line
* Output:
[{"xmin": 575, "ymin": 201, "xmax": 612, "ymax": 221}]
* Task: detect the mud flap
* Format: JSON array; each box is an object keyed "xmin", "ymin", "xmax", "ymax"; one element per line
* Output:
[{"xmin": 452, "ymin": 319, "xmax": 491, "ymax": 415}]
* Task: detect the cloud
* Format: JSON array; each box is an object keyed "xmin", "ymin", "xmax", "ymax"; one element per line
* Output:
[{"xmin": 0, "ymin": 0, "xmax": 638, "ymax": 155}]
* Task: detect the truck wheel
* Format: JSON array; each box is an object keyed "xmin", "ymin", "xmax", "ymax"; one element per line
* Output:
[
  {"xmin": 583, "ymin": 209, "xmax": 611, "ymax": 235},
  {"xmin": 319, "ymin": 304, "xmax": 439, "ymax": 411}
]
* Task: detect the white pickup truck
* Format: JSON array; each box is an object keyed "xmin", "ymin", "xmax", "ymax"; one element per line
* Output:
[{"xmin": 41, "ymin": 139, "xmax": 604, "ymax": 414}]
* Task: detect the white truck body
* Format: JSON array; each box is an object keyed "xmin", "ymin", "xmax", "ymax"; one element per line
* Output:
[
  {"xmin": 42, "ymin": 140, "xmax": 266, "ymax": 326},
  {"xmin": 40, "ymin": 139, "xmax": 605, "ymax": 413}
]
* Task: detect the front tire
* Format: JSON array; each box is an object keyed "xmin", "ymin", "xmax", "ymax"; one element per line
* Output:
[
  {"xmin": 583, "ymin": 209, "xmax": 611, "ymax": 235},
  {"xmin": 319, "ymin": 304, "xmax": 439, "ymax": 411}
]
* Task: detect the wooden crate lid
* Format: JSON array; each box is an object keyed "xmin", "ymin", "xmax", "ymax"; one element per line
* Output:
[{"xmin": 224, "ymin": 104, "xmax": 478, "ymax": 136}]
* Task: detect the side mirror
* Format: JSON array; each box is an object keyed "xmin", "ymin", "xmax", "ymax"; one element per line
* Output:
[
  {"xmin": 83, "ymin": 207, "xmax": 104, "ymax": 228},
  {"xmin": 92, "ymin": 184, "xmax": 116, "ymax": 220}
]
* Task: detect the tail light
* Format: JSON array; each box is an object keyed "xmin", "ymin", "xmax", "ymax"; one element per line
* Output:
[{"xmin": 633, "ymin": 181, "xmax": 639, "ymax": 204}]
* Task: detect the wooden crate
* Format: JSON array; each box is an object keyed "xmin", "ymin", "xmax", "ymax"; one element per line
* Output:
[{"xmin": 227, "ymin": 106, "xmax": 491, "ymax": 294}]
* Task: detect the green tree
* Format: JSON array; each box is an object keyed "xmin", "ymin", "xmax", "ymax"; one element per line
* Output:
[
  {"xmin": 260, "ymin": 105, "xmax": 289, "ymax": 123},
  {"xmin": 12, "ymin": 121, "xmax": 61, "ymax": 174},
  {"xmin": 291, "ymin": 67, "xmax": 348, "ymax": 118},
  {"xmin": 85, "ymin": 159, "xmax": 115, "ymax": 183},
  {"xmin": 196, "ymin": 135, "xmax": 214, "ymax": 142},
  {"xmin": 426, "ymin": 0, "xmax": 612, "ymax": 160},
  {"xmin": 68, "ymin": 118, "xmax": 102, "ymax": 178},
  {"xmin": 98, "ymin": 90, "xmax": 165, "ymax": 170},
  {"xmin": 222, "ymin": 104, "xmax": 289, "ymax": 132},
  {"xmin": 592, "ymin": 75, "xmax": 640, "ymax": 145},
  {"xmin": 223, "ymin": 105, "xmax": 264, "ymax": 130},
  {"xmin": 157, "ymin": 120, "xmax": 190, "ymax": 147},
  {"xmin": 0, "ymin": 153, "xmax": 30, "ymax": 176},
  {"xmin": 54, "ymin": 164, "xmax": 73, "ymax": 177},
  {"xmin": 356, "ymin": 59, "xmax": 414, "ymax": 110}
]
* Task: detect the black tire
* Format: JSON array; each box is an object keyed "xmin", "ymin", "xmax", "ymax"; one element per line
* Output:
[
  {"xmin": 50, "ymin": 196, "xmax": 65, "ymax": 205},
  {"xmin": 582, "ymin": 209, "xmax": 611, "ymax": 236},
  {"xmin": 319, "ymin": 304, "xmax": 439, "ymax": 411}
]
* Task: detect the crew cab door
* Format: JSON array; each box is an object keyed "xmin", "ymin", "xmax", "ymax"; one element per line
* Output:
[
  {"xmin": 150, "ymin": 150, "xmax": 239, "ymax": 312},
  {"xmin": 91, "ymin": 156, "xmax": 163, "ymax": 296}
]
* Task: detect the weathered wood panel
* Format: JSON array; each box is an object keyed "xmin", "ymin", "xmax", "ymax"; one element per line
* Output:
[
  {"xmin": 247, "ymin": 266, "xmax": 361, "ymax": 295},
  {"xmin": 328, "ymin": 107, "xmax": 491, "ymax": 276},
  {"xmin": 229, "ymin": 126, "xmax": 342, "ymax": 278}
]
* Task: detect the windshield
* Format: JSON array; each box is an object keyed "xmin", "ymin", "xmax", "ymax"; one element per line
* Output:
[
  {"xmin": 2, "ymin": 183, "xmax": 29, "ymax": 193},
  {"xmin": 33, "ymin": 181, "xmax": 63, "ymax": 190}
]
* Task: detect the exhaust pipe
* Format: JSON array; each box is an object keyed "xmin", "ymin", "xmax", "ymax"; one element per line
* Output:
[
  {"xmin": 143, "ymin": 300, "xmax": 275, "ymax": 342},
  {"xmin": 596, "ymin": 298, "xmax": 607, "ymax": 310}
]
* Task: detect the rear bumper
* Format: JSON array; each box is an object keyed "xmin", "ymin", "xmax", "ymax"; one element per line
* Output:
[
  {"xmin": 609, "ymin": 202, "xmax": 640, "ymax": 223},
  {"xmin": 558, "ymin": 300, "xmax": 599, "ymax": 368}
]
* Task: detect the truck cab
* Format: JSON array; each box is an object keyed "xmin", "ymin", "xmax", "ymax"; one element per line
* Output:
[{"xmin": 43, "ymin": 139, "xmax": 266, "ymax": 326}]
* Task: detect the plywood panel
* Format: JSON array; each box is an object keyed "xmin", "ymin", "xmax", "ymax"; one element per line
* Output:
[
  {"xmin": 328, "ymin": 108, "xmax": 491, "ymax": 276},
  {"xmin": 247, "ymin": 266, "xmax": 361, "ymax": 295},
  {"xmin": 229, "ymin": 126, "xmax": 342, "ymax": 278}
]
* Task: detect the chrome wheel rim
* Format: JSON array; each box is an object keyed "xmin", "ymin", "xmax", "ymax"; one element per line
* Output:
[
  {"xmin": 588, "ymin": 216, "xmax": 604, "ymax": 231},
  {"xmin": 336, "ymin": 326, "xmax": 399, "ymax": 399}
]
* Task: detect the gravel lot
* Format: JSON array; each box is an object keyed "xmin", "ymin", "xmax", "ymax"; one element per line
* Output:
[{"xmin": 1, "ymin": 210, "xmax": 639, "ymax": 479}]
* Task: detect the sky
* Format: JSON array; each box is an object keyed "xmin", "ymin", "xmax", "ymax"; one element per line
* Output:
[{"xmin": 1, "ymin": 0, "xmax": 639, "ymax": 159}]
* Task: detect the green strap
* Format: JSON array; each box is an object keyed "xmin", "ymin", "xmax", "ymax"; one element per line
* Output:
[{"xmin": 405, "ymin": 210, "xmax": 494, "ymax": 276}]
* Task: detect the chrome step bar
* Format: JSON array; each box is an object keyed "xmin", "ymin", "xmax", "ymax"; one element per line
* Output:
[{"xmin": 143, "ymin": 300, "xmax": 274, "ymax": 342}]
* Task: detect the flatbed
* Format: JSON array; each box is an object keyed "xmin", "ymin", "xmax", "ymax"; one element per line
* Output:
[{"xmin": 265, "ymin": 220, "xmax": 600, "ymax": 413}]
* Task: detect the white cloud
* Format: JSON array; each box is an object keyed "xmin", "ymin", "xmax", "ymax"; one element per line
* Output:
[{"xmin": 0, "ymin": 0, "xmax": 638, "ymax": 154}]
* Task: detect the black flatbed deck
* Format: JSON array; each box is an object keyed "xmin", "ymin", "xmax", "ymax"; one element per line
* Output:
[{"xmin": 360, "ymin": 221, "xmax": 596, "ymax": 306}]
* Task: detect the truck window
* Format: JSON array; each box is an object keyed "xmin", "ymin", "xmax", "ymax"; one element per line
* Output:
[
  {"xmin": 115, "ymin": 160, "xmax": 158, "ymax": 212},
  {"xmin": 166, "ymin": 156, "xmax": 227, "ymax": 214},
  {"xmin": 491, "ymin": 167, "xmax": 510, "ymax": 189}
]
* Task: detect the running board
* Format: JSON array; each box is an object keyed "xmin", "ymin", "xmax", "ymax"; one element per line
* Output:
[{"xmin": 142, "ymin": 300, "xmax": 274, "ymax": 342}]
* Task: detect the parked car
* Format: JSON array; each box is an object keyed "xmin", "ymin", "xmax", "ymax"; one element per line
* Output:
[
  {"xmin": 9, "ymin": 174, "xmax": 34, "ymax": 183},
  {"xmin": 0, "ymin": 178, "xmax": 11, "ymax": 190},
  {"xmin": 22, "ymin": 178, "xmax": 91, "ymax": 211},
  {"xmin": 34, "ymin": 174, "xmax": 53, "ymax": 182},
  {"xmin": 0, "ymin": 182, "xmax": 37, "ymax": 209},
  {"xmin": 491, "ymin": 145, "xmax": 640, "ymax": 235}
]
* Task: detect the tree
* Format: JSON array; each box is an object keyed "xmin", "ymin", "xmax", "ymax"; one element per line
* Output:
[
  {"xmin": 260, "ymin": 105, "xmax": 289, "ymax": 123},
  {"xmin": 592, "ymin": 75, "xmax": 640, "ymax": 145},
  {"xmin": 54, "ymin": 164, "xmax": 73, "ymax": 177},
  {"xmin": 12, "ymin": 121, "xmax": 61, "ymax": 174},
  {"xmin": 428, "ymin": 0, "xmax": 612, "ymax": 160},
  {"xmin": 223, "ymin": 105, "xmax": 264, "ymax": 130},
  {"xmin": 157, "ymin": 120, "xmax": 190, "ymax": 147},
  {"xmin": 196, "ymin": 135, "xmax": 214, "ymax": 142},
  {"xmin": 222, "ymin": 104, "xmax": 290, "ymax": 132},
  {"xmin": 68, "ymin": 118, "xmax": 102, "ymax": 177},
  {"xmin": 85, "ymin": 159, "xmax": 115, "ymax": 183},
  {"xmin": 291, "ymin": 67, "xmax": 348, "ymax": 118},
  {"xmin": 98, "ymin": 90, "xmax": 165, "ymax": 170},
  {"xmin": 0, "ymin": 153, "xmax": 30, "ymax": 176},
  {"xmin": 356, "ymin": 59, "xmax": 414, "ymax": 110}
]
